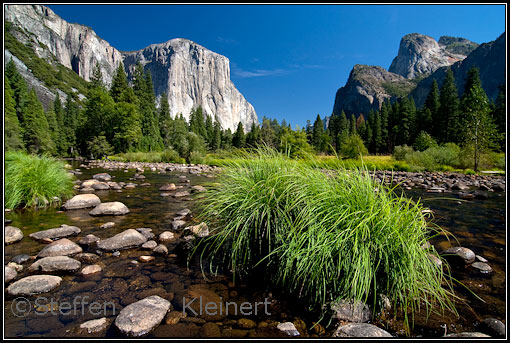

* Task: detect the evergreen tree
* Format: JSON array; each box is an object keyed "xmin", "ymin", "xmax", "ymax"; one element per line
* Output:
[
  {"xmin": 379, "ymin": 102, "xmax": 390, "ymax": 153},
  {"xmin": 311, "ymin": 114, "xmax": 325, "ymax": 151},
  {"xmin": 110, "ymin": 63, "xmax": 129, "ymax": 102},
  {"xmin": 246, "ymin": 122, "xmax": 261, "ymax": 147},
  {"xmin": 205, "ymin": 114, "xmax": 214, "ymax": 144},
  {"xmin": 349, "ymin": 113, "xmax": 357, "ymax": 134},
  {"xmin": 4, "ymin": 77, "xmax": 24, "ymax": 151},
  {"xmin": 211, "ymin": 118, "xmax": 222, "ymax": 151},
  {"xmin": 45, "ymin": 106, "xmax": 60, "ymax": 155},
  {"xmin": 158, "ymin": 93, "xmax": 173, "ymax": 147},
  {"xmin": 53, "ymin": 95, "xmax": 66, "ymax": 154},
  {"xmin": 438, "ymin": 69, "xmax": 460, "ymax": 143},
  {"xmin": 260, "ymin": 117, "xmax": 278, "ymax": 148},
  {"xmin": 90, "ymin": 62, "xmax": 104, "ymax": 89},
  {"xmin": 370, "ymin": 110, "xmax": 382, "ymax": 154},
  {"xmin": 6, "ymin": 59, "xmax": 29, "ymax": 125},
  {"xmin": 492, "ymin": 85, "xmax": 505, "ymax": 151},
  {"xmin": 232, "ymin": 122, "xmax": 245, "ymax": 148},
  {"xmin": 189, "ymin": 107, "xmax": 207, "ymax": 139},
  {"xmin": 22, "ymin": 89, "xmax": 55, "ymax": 154},
  {"xmin": 425, "ymin": 79, "xmax": 440, "ymax": 137},
  {"xmin": 63, "ymin": 93, "xmax": 79, "ymax": 155},
  {"xmin": 460, "ymin": 67, "xmax": 499, "ymax": 171},
  {"xmin": 221, "ymin": 128, "xmax": 233, "ymax": 150},
  {"xmin": 112, "ymin": 102, "xmax": 142, "ymax": 152}
]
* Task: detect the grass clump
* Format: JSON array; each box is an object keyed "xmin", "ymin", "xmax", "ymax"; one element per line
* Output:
[
  {"xmin": 193, "ymin": 148, "xmax": 457, "ymax": 333},
  {"xmin": 5, "ymin": 151, "xmax": 75, "ymax": 209}
]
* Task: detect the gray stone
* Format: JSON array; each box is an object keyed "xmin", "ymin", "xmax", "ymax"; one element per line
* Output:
[
  {"xmin": 185, "ymin": 222, "xmax": 209, "ymax": 238},
  {"xmin": 173, "ymin": 191, "xmax": 190, "ymax": 198},
  {"xmin": 479, "ymin": 318, "xmax": 505, "ymax": 337},
  {"xmin": 37, "ymin": 238, "xmax": 83, "ymax": 258},
  {"xmin": 29, "ymin": 224, "xmax": 81, "ymax": 241},
  {"xmin": 80, "ymin": 264, "xmax": 102, "ymax": 275},
  {"xmin": 114, "ymin": 295, "xmax": 171, "ymax": 337},
  {"xmin": 159, "ymin": 231, "xmax": 175, "ymax": 242},
  {"xmin": 445, "ymin": 332, "xmax": 491, "ymax": 337},
  {"xmin": 333, "ymin": 323, "xmax": 392, "ymax": 337},
  {"xmin": 5, "ymin": 225, "xmax": 23, "ymax": 244},
  {"xmin": 96, "ymin": 229, "xmax": 147, "ymax": 251},
  {"xmin": 79, "ymin": 317, "xmax": 111, "ymax": 334},
  {"xmin": 476, "ymin": 255, "xmax": 488, "ymax": 263},
  {"xmin": 11, "ymin": 254, "xmax": 31, "ymax": 264},
  {"xmin": 7, "ymin": 262, "xmax": 23, "ymax": 272},
  {"xmin": 5, "ymin": 266, "xmax": 17, "ymax": 283},
  {"xmin": 159, "ymin": 183, "xmax": 176, "ymax": 191},
  {"xmin": 7, "ymin": 275, "xmax": 62, "ymax": 296},
  {"xmin": 153, "ymin": 244, "xmax": 168, "ymax": 255},
  {"xmin": 442, "ymin": 246, "xmax": 476, "ymax": 264},
  {"xmin": 91, "ymin": 182, "xmax": 110, "ymax": 190},
  {"xmin": 63, "ymin": 194, "xmax": 101, "ymax": 210},
  {"xmin": 74, "ymin": 253, "xmax": 100, "ymax": 263},
  {"xmin": 100, "ymin": 222, "xmax": 115, "ymax": 229},
  {"xmin": 471, "ymin": 262, "xmax": 493, "ymax": 273},
  {"xmin": 136, "ymin": 228, "xmax": 155, "ymax": 240},
  {"xmin": 277, "ymin": 322, "xmax": 300, "ymax": 336},
  {"xmin": 89, "ymin": 202, "xmax": 130, "ymax": 216},
  {"xmin": 141, "ymin": 240, "xmax": 158, "ymax": 250},
  {"xmin": 176, "ymin": 209, "xmax": 191, "ymax": 217},
  {"xmin": 331, "ymin": 299, "xmax": 371, "ymax": 323},
  {"xmin": 78, "ymin": 234, "xmax": 100, "ymax": 245},
  {"xmin": 93, "ymin": 173, "xmax": 112, "ymax": 182},
  {"xmin": 29, "ymin": 256, "xmax": 81, "ymax": 273},
  {"xmin": 191, "ymin": 185, "xmax": 207, "ymax": 193},
  {"xmin": 172, "ymin": 220, "xmax": 186, "ymax": 230}
]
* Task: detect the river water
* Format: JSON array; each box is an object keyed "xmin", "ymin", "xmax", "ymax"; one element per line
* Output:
[{"xmin": 3, "ymin": 163, "xmax": 506, "ymax": 338}]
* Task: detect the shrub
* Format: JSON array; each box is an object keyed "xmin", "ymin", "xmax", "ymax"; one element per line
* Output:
[
  {"xmin": 160, "ymin": 148, "xmax": 183, "ymax": 163},
  {"xmin": 189, "ymin": 151, "xmax": 205, "ymax": 165},
  {"xmin": 393, "ymin": 145, "xmax": 414, "ymax": 161},
  {"xmin": 340, "ymin": 133, "xmax": 368, "ymax": 159},
  {"xmin": 87, "ymin": 135, "xmax": 113, "ymax": 159},
  {"xmin": 193, "ymin": 149, "xmax": 457, "ymax": 333},
  {"xmin": 5, "ymin": 151, "xmax": 75, "ymax": 209},
  {"xmin": 413, "ymin": 131, "xmax": 438, "ymax": 151},
  {"xmin": 426, "ymin": 143, "xmax": 460, "ymax": 167}
]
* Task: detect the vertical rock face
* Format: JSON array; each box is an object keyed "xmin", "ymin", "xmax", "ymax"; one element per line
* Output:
[
  {"xmin": 5, "ymin": 4, "xmax": 122, "ymax": 86},
  {"xmin": 4, "ymin": 4, "xmax": 258, "ymax": 131},
  {"xmin": 389, "ymin": 33, "xmax": 468, "ymax": 79},
  {"xmin": 122, "ymin": 39, "xmax": 258, "ymax": 131}
]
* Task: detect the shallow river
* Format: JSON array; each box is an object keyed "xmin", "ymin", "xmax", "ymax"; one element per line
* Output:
[{"xmin": 4, "ymin": 163, "xmax": 506, "ymax": 338}]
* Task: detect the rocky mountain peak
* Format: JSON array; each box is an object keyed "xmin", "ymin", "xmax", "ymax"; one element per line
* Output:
[{"xmin": 389, "ymin": 33, "xmax": 468, "ymax": 79}]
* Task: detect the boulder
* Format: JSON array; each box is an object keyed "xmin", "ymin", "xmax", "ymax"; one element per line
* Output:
[
  {"xmin": 442, "ymin": 246, "xmax": 476, "ymax": 264},
  {"xmin": 159, "ymin": 183, "xmax": 176, "ymax": 191},
  {"xmin": 159, "ymin": 231, "xmax": 175, "ymax": 242},
  {"xmin": 114, "ymin": 295, "xmax": 171, "ymax": 337},
  {"xmin": 5, "ymin": 226, "xmax": 23, "ymax": 244},
  {"xmin": 173, "ymin": 191, "xmax": 190, "ymax": 198},
  {"xmin": 11, "ymin": 254, "xmax": 31, "ymax": 264},
  {"xmin": 185, "ymin": 222, "xmax": 209, "ymax": 238},
  {"xmin": 153, "ymin": 244, "xmax": 169, "ymax": 255},
  {"xmin": 5, "ymin": 266, "xmax": 17, "ymax": 283},
  {"xmin": 29, "ymin": 256, "xmax": 81, "ymax": 273},
  {"xmin": 89, "ymin": 202, "xmax": 130, "ymax": 216},
  {"xmin": 37, "ymin": 238, "xmax": 83, "ymax": 258},
  {"xmin": 333, "ymin": 323, "xmax": 392, "ymax": 337},
  {"xmin": 78, "ymin": 234, "xmax": 100, "ymax": 245},
  {"xmin": 470, "ymin": 262, "xmax": 493, "ymax": 273},
  {"xmin": 7, "ymin": 275, "xmax": 62, "ymax": 296},
  {"xmin": 136, "ymin": 228, "xmax": 155, "ymax": 240},
  {"xmin": 172, "ymin": 220, "xmax": 186, "ymax": 230},
  {"xmin": 141, "ymin": 240, "xmax": 158, "ymax": 250},
  {"xmin": 100, "ymin": 222, "xmax": 116, "ymax": 229},
  {"xmin": 96, "ymin": 229, "xmax": 147, "ymax": 251},
  {"xmin": 277, "ymin": 322, "xmax": 300, "ymax": 336},
  {"xmin": 80, "ymin": 264, "xmax": 102, "ymax": 275},
  {"xmin": 63, "ymin": 194, "xmax": 101, "ymax": 210},
  {"xmin": 79, "ymin": 317, "xmax": 111, "ymax": 334},
  {"xmin": 478, "ymin": 318, "xmax": 505, "ymax": 337},
  {"xmin": 331, "ymin": 299, "xmax": 371, "ymax": 323},
  {"xmin": 29, "ymin": 224, "xmax": 81, "ymax": 241},
  {"xmin": 93, "ymin": 173, "xmax": 112, "ymax": 182},
  {"xmin": 91, "ymin": 182, "xmax": 110, "ymax": 190}
]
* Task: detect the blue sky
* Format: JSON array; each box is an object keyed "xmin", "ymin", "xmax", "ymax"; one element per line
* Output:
[{"xmin": 48, "ymin": 4, "xmax": 505, "ymax": 129}]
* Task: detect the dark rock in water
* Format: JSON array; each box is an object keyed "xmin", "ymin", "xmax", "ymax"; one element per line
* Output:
[
  {"xmin": 93, "ymin": 173, "xmax": 112, "ymax": 182},
  {"xmin": 12, "ymin": 254, "xmax": 31, "ymax": 264},
  {"xmin": 459, "ymin": 192, "xmax": 475, "ymax": 200},
  {"xmin": 78, "ymin": 234, "xmax": 100, "ymax": 245},
  {"xmin": 74, "ymin": 253, "xmax": 100, "ymax": 263},
  {"xmin": 473, "ymin": 191, "xmax": 488, "ymax": 200},
  {"xmin": 136, "ymin": 228, "xmax": 155, "ymax": 240},
  {"xmin": 333, "ymin": 323, "xmax": 392, "ymax": 337},
  {"xmin": 478, "ymin": 318, "xmax": 505, "ymax": 337},
  {"xmin": 452, "ymin": 182, "xmax": 470, "ymax": 191},
  {"xmin": 174, "ymin": 284, "xmax": 226, "ymax": 321},
  {"xmin": 441, "ymin": 246, "xmax": 476, "ymax": 264},
  {"xmin": 331, "ymin": 299, "xmax": 371, "ymax": 323},
  {"xmin": 492, "ymin": 183, "xmax": 505, "ymax": 192}
]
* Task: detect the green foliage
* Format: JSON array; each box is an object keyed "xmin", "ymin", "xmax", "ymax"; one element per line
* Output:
[
  {"xmin": 5, "ymin": 151, "xmax": 74, "ymax": 209},
  {"xmin": 193, "ymin": 149, "xmax": 456, "ymax": 333},
  {"xmin": 413, "ymin": 131, "xmax": 438, "ymax": 152},
  {"xmin": 438, "ymin": 69, "xmax": 461, "ymax": 143},
  {"xmin": 340, "ymin": 133, "xmax": 368, "ymax": 159},
  {"xmin": 112, "ymin": 102, "xmax": 142, "ymax": 153},
  {"xmin": 160, "ymin": 148, "xmax": 185, "ymax": 163},
  {"xmin": 279, "ymin": 127, "xmax": 313, "ymax": 158},
  {"xmin": 87, "ymin": 135, "xmax": 114, "ymax": 159},
  {"xmin": 381, "ymin": 79, "xmax": 417, "ymax": 98},
  {"xmin": 22, "ymin": 89, "xmax": 55, "ymax": 154},
  {"xmin": 393, "ymin": 145, "xmax": 414, "ymax": 161},
  {"xmin": 232, "ymin": 122, "xmax": 245, "ymax": 148},
  {"xmin": 4, "ymin": 77, "xmax": 25, "ymax": 151}
]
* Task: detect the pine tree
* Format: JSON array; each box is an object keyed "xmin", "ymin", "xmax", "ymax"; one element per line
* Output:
[
  {"xmin": 492, "ymin": 85, "xmax": 505, "ymax": 151},
  {"xmin": 438, "ymin": 69, "xmax": 460, "ymax": 143},
  {"xmin": 349, "ymin": 113, "xmax": 357, "ymax": 134},
  {"xmin": 158, "ymin": 93, "xmax": 173, "ymax": 147},
  {"xmin": 425, "ymin": 79, "xmax": 440, "ymax": 138},
  {"xmin": 261, "ymin": 117, "xmax": 278, "ymax": 148},
  {"xmin": 63, "ymin": 93, "xmax": 79, "ymax": 155},
  {"xmin": 53, "ymin": 95, "xmax": 66, "ymax": 154},
  {"xmin": 370, "ymin": 110, "xmax": 382, "ymax": 154},
  {"xmin": 205, "ymin": 114, "xmax": 214, "ymax": 145},
  {"xmin": 312, "ymin": 114, "xmax": 324, "ymax": 151},
  {"xmin": 246, "ymin": 122, "xmax": 261, "ymax": 147},
  {"xmin": 379, "ymin": 102, "xmax": 390, "ymax": 153},
  {"xmin": 45, "ymin": 105, "xmax": 60, "ymax": 155},
  {"xmin": 232, "ymin": 122, "xmax": 245, "ymax": 148},
  {"xmin": 112, "ymin": 102, "xmax": 142, "ymax": 152},
  {"xmin": 22, "ymin": 89, "xmax": 55, "ymax": 154},
  {"xmin": 110, "ymin": 63, "xmax": 129, "ymax": 102},
  {"xmin": 460, "ymin": 67, "xmax": 498, "ymax": 171},
  {"xmin": 4, "ymin": 77, "xmax": 24, "ymax": 151},
  {"xmin": 6, "ymin": 59, "xmax": 29, "ymax": 125},
  {"xmin": 90, "ymin": 62, "xmax": 104, "ymax": 89},
  {"xmin": 211, "ymin": 118, "xmax": 222, "ymax": 151}
]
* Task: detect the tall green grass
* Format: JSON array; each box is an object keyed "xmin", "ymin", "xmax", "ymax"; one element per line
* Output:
[
  {"xmin": 5, "ymin": 151, "xmax": 75, "ymax": 209},
  {"xmin": 193, "ymin": 148, "xmax": 457, "ymax": 333}
]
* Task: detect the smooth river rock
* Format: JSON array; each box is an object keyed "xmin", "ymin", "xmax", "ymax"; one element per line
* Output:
[
  {"xmin": 331, "ymin": 299, "xmax": 372, "ymax": 323},
  {"xmin": 89, "ymin": 202, "xmax": 130, "ymax": 216},
  {"xmin": 159, "ymin": 183, "xmax": 177, "ymax": 191},
  {"xmin": 185, "ymin": 222, "xmax": 209, "ymax": 238},
  {"xmin": 333, "ymin": 323, "xmax": 392, "ymax": 337},
  {"xmin": 63, "ymin": 194, "xmax": 101, "ymax": 210},
  {"xmin": 277, "ymin": 322, "xmax": 300, "ymax": 336},
  {"xmin": 37, "ymin": 238, "xmax": 83, "ymax": 258},
  {"xmin": 5, "ymin": 226, "xmax": 23, "ymax": 244},
  {"xmin": 79, "ymin": 317, "xmax": 111, "ymax": 334},
  {"xmin": 78, "ymin": 234, "xmax": 100, "ymax": 245},
  {"xmin": 29, "ymin": 224, "xmax": 81, "ymax": 241},
  {"xmin": 442, "ymin": 246, "xmax": 476, "ymax": 264},
  {"xmin": 96, "ymin": 229, "xmax": 147, "ymax": 251},
  {"xmin": 7, "ymin": 275, "xmax": 62, "ymax": 296},
  {"xmin": 478, "ymin": 318, "xmax": 505, "ymax": 337},
  {"xmin": 29, "ymin": 256, "xmax": 82, "ymax": 273},
  {"xmin": 80, "ymin": 264, "xmax": 102, "ymax": 275},
  {"xmin": 93, "ymin": 173, "xmax": 112, "ymax": 181},
  {"xmin": 114, "ymin": 295, "xmax": 171, "ymax": 337},
  {"xmin": 5, "ymin": 266, "xmax": 17, "ymax": 283}
]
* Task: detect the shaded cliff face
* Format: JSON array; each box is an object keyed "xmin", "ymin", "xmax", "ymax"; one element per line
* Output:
[
  {"xmin": 388, "ymin": 33, "xmax": 470, "ymax": 79},
  {"xmin": 4, "ymin": 4, "xmax": 258, "ymax": 131},
  {"xmin": 332, "ymin": 65, "xmax": 415, "ymax": 117},
  {"xmin": 411, "ymin": 33, "xmax": 505, "ymax": 108},
  {"xmin": 122, "ymin": 39, "xmax": 258, "ymax": 131}
]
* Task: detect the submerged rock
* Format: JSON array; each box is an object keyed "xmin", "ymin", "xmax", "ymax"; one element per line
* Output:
[
  {"xmin": 160, "ymin": 183, "xmax": 177, "ymax": 191},
  {"xmin": 442, "ymin": 246, "xmax": 476, "ymax": 264},
  {"xmin": 478, "ymin": 318, "xmax": 505, "ymax": 337},
  {"xmin": 93, "ymin": 173, "xmax": 112, "ymax": 182},
  {"xmin": 277, "ymin": 322, "xmax": 300, "ymax": 336},
  {"xmin": 136, "ymin": 228, "xmax": 155, "ymax": 240},
  {"xmin": 114, "ymin": 295, "xmax": 171, "ymax": 337},
  {"xmin": 28, "ymin": 256, "xmax": 81, "ymax": 273},
  {"xmin": 100, "ymin": 222, "xmax": 116, "ymax": 229},
  {"xmin": 470, "ymin": 262, "xmax": 493, "ymax": 273},
  {"xmin": 63, "ymin": 194, "xmax": 101, "ymax": 210},
  {"xmin": 333, "ymin": 323, "xmax": 392, "ymax": 337},
  {"xmin": 5, "ymin": 226, "xmax": 23, "ymax": 244},
  {"xmin": 79, "ymin": 317, "xmax": 111, "ymax": 334},
  {"xmin": 78, "ymin": 234, "xmax": 100, "ymax": 245},
  {"xmin": 11, "ymin": 254, "xmax": 31, "ymax": 264},
  {"xmin": 7, "ymin": 275, "xmax": 62, "ymax": 296},
  {"xmin": 89, "ymin": 202, "xmax": 130, "ymax": 216},
  {"xmin": 96, "ymin": 229, "xmax": 147, "ymax": 251},
  {"xmin": 29, "ymin": 224, "xmax": 81, "ymax": 241},
  {"xmin": 37, "ymin": 238, "xmax": 83, "ymax": 258},
  {"xmin": 74, "ymin": 253, "xmax": 100, "ymax": 263}
]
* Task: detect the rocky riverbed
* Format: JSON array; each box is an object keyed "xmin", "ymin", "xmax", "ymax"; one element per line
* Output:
[{"xmin": 4, "ymin": 160, "xmax": 506, "ymax": 338}]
